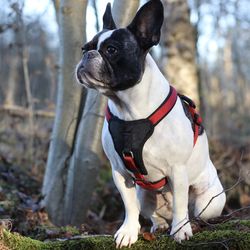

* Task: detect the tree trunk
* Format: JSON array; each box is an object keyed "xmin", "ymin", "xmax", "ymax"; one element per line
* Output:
[
  {"xmin": 64, "ymin": 90, "xmax": 106, "ymax": 225},
  {"xmin": 42, "ymin": 0, "xmax": 87, "ymax": 225},
  {"xmin": 62, "ymin": 0, "xmax": 140, "ymax": 226},
  {"xmin": 53, "ymin": 0, "xmax": 60, "ymax": 24},
  {"xmin": 161, "ymin": 0, "xmax": 199, "ymax": 106},
  {"xmin": 113, "ymin": 0, "xmax": 140, "ymax": 27}
]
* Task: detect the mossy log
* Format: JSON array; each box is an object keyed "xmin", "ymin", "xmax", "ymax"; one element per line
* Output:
[{"xmin": 1, "ymin": 220, "xmax": 250, "ymax": 250}]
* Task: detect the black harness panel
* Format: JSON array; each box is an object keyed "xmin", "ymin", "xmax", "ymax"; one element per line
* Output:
[{"xmin": 108, "ymin": 117, "xmax": 154, "ymax": 175}]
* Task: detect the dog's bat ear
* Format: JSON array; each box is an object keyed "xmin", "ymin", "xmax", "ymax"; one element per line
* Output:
[
  {"xmin": 127, "ymin": 0, "xmax": 164, "ymax": 50},
  {"xmin": 103, "ymin": 3, "xmax": 116, "ymax": 30}
]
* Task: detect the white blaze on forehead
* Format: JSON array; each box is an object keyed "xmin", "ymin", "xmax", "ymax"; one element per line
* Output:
[{"xmin": 97, "ymin": 30, "xmax": 114, "ymax": 50}]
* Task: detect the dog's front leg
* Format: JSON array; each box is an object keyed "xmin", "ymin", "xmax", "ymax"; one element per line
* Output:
[
  {"xmin": 112, "ymin": 168, "xmax": 140, "ymax": 248},
  {"xmin": 170, "ymin": 165, "xmax": 192, "ymax": 242}
]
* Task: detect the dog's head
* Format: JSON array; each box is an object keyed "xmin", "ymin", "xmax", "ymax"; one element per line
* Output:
[{"xmin": 76, "ymin": 0, "xmax": 163, "ymax": 94}]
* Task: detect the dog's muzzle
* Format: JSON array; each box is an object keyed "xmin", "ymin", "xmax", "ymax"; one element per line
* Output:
[
  {"xmin": 76, "ymin": 51, "xmax": 99, "ymax": 84},
  {"xmin": 76, "ymin": 51, "xmax": 111, "ymax": 91}
]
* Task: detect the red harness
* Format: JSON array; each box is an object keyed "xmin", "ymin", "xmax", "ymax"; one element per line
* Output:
[{"xmin": 106, "ymin": 86, "xmax": 202, "ymax": 190}]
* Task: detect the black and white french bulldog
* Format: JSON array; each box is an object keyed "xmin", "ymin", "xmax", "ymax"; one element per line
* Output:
[{"xmin": 76, "ymin": 0, "xmax": 225, "ymax": 248}]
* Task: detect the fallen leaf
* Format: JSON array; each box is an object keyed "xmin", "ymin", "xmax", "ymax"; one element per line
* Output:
[{"xmin": 142, "ymin": 232, "xmax": 156, "ymax": 241}]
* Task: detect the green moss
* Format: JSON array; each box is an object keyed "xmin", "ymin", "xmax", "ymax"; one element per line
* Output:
[
  {"xmin": 1, "ymin": 230, "xmax": 47, "ymax": 250},
  {"xmin": 1, "ymin": 221, "xmax": 250, "ymax": 250},
  {"xmin": 214, "ymin": 219, "xmax": 250, "ymax": 230},
  {"xmin": 185, "ymin": 230, "xmax": 250, "ymax": 249},
  {"xmin": 240, "ymin": 220, "xmax": 250, "ymax": 227},
  {"xmin": 59, "ymin": 226, "xmax": 81, "ymax": 235}
]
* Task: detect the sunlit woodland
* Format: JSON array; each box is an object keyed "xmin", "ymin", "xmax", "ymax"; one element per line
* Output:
[{"xmin": 0, "ymin": 0, "xmax": 250, "ymax": 249}]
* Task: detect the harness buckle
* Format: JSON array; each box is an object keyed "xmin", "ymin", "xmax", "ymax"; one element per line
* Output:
[{"xmin": 122, "ymin": 150, "xmax": 134, "ymax": 159}]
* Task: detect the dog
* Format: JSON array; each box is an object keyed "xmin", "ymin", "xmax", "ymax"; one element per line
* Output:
[{"xmin": 76, "ymin": 0, "xmax": 226, "ymax": 248}]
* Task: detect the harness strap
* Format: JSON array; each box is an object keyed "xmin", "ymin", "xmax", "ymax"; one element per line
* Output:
[
  {"xmin": 178, "ymin": 94, "xmax": 202, "ymax": 146},
  {"xmin": 148, "ymin": 86, "xmax": 177, "ymax": 126},
  {"xmin": 123, "ymin": 153, "xmax": 168, "ymax": 190},
  {"xmin": 187, "ymin": 105, "xmax": 200, "ymax": 146},
  {"xmin": 106, "ymin": 86, "xmax": 177, "ymax": 125}
]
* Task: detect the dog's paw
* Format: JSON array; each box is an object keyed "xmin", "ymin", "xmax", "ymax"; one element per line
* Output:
[
  {"xmin": 170, "ymin": 220, "xmax": 193, "ymax": 243},
  {"xmin": 114, "ymin": 222, "xmax": 140, "ymax": 248}
]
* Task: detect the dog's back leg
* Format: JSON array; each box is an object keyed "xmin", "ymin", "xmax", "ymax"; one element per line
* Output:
[
  {"xmin": 137, "ymin": 187, "xmax": 173, "ymax": 232},
  {"xmin": 193, "ymin": 160, "xmax": 226, "ymax": 220}
]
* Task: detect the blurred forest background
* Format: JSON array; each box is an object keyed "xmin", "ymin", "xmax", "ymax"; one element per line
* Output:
[{"xmin": 0, "ymin": 0, "xmax": 250, "ymax": 242}]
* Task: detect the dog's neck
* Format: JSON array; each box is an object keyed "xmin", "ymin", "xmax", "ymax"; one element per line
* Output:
[{"xmin": 108, "ymin": 54, "xmax": 170, "ymax": 120}]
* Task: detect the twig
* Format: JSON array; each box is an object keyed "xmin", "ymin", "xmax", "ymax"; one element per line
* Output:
[
  {"xmin": 53, "ymin": 234, "xmax": 112, "ymax": 242},
  {"xmin": 222, "ymin": 205, "xmax": 250, "ymax": 222},
  {"xmin": 226, "ymin": 205, "xmax": 250, "ymax": 218},
  {"xmin": 22, "ymin": 49, "xmax": 35, "ymax": 133},
  {"xmin": 180, "ymin": 237, "xmax": 240, "ymax": 250}
]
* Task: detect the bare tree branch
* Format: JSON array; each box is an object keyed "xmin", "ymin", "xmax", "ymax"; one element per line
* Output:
[{"xmin": 0, "ymin": 105, "xmax": 54, "ymax": 118}]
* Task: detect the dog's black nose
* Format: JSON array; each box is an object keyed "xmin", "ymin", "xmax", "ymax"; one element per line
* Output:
[
  {"xmin": 83, "ymin": 51, "xmax": 97, "ymax": 61},
  {"xmin": 87, "ymin": 51, "xmax": 96, "ymax": 59}
]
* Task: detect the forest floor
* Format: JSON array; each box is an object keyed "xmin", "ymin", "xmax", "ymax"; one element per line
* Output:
[{"xmin": 0, "ymin": 112, "xmax": 250, "ymax": 246}]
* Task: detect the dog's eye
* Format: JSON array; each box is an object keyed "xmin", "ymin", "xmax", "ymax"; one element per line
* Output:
[{"xmin": 106, "ymin": 46, "xmax": 117, "ymax": 55}]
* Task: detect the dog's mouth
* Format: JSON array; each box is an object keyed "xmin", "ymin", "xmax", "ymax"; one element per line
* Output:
[{"xmin": 77, "ymin": 69, "xmax": 109, "ymax": 91}]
